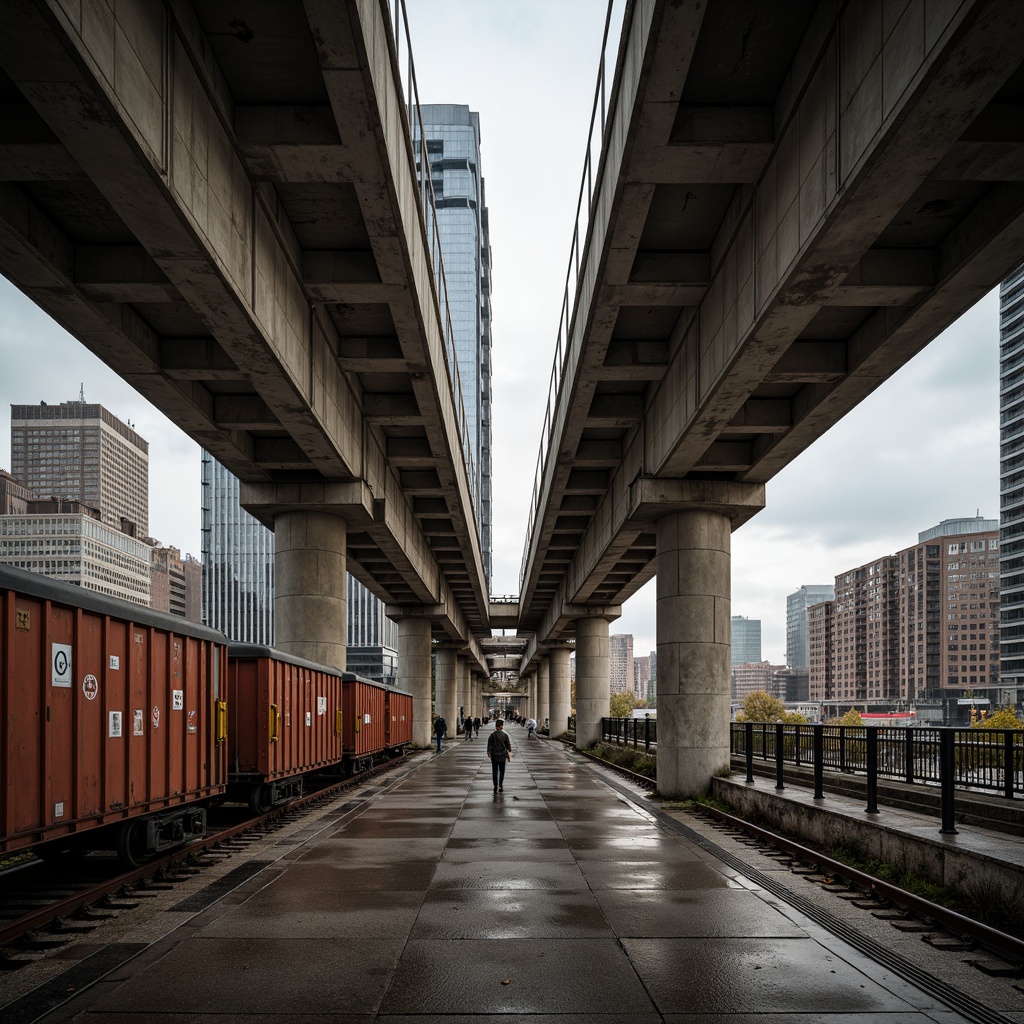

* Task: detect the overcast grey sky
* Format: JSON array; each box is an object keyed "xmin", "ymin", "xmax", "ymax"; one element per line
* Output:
[{"xmin": 0, "ymin": 1, "xmax": 1002, "ymax": 665}]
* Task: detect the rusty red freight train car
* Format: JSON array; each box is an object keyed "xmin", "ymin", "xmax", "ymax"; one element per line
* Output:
[
  {"xmin": 227, "ymin": 644, "xmax": 345, "ymax": 811},
  {"xmin": 0, "ymin": 564, "xmax": 228, "ymax": 863},
  {"xmin": 228, "ymin": 645, "xmax": 414, "ymax": 803},
  {"xmin": 342, "ymin": 673, "xmax": 413, "ymax": 771}
]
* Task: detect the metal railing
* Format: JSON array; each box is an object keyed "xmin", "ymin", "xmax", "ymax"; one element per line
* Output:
[
  {"xmin": 732, "ymin": 722, "xmax": 1024, "ymax": 832},
  {"xmin": 602, "ymin": 716, "xmax": 658, "ymax": 751},
  {"xmin": 519, "ymin": 0, "xmax": 631, "ymax": 591},
  {"xmin": 385, "ymin": 0, "xmax": 478, "ymax": 519}
]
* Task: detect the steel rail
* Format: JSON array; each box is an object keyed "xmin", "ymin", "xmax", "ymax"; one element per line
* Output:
[
  {"xmin": 0, "ymin": 753, "xmax": 411, "ymax": 949},
  {"xmin": 693, "ymin": 803, "xmax": 1024, "ymax": 966}
]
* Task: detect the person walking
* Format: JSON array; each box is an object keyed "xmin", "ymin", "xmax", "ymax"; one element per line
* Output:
[
  {"xmin": 486, "ymin": 718, "xmax": 513, "ymax": 792},
  {"xmin": 464, "ymin": 715, "xmax": 474, "ymax": 740},
  {"xmin": 433, "ymin": 715, "xmax": 447, "ymax": 753},
  {"xmin": 473, "ymin": 716, "xmax": 481, "ymax": 737}
]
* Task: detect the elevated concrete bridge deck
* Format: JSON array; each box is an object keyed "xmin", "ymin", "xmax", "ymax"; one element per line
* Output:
[{"xmin": 0, "ymin": 0, "xmax": 489, "ymax": 669}]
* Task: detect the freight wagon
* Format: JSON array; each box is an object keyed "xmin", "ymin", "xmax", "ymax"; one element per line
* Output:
[
  {"xmin": 0, "ymin": 563, "xmax": 228, "ymax": 864},
  {"xmin": 1, "ymin": 566, "xmax": 416, "ymax": 865}
]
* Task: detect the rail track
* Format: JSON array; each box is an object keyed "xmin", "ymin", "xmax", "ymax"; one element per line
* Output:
[
  {"xmin": 0, "ymin": 753, "xmax": 410, "ymax": 959},
  {"xmin": 687, "ymin": 802, "xmax": 1024, "ymax": 969}
]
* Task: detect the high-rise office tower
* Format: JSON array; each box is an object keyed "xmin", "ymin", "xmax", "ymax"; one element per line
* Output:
[
  {"xmin": 11, "ymin": 400, "xmax": 148, "ymax": 536},
  {"xmin": 609, "ymin": 633, "xmax": 634, "ymax": 694},
  {"xmin": 999, "ymin": 265, "xmax": 1024, "ymax": 704},
  {"xmin": 201, "ymin": 454, "xmax": 275, "ymax": 645},
  {"xmin": 731, "ymin": 616, "xmax": 762, "ymax": 666},
  {"xmin": 200, "ymin": 454, "xmax": 397, "ymax": 680},
  {"xmin": 786, "ymin": 585, "xmax": 835, "ymax": 669},
  {"xmin": 415, "ymin": 104, "xmax": 493, "ymax": 588},
  {"xmin": 5, "ymin": 401, "xmax": 151, "ymax": 602}
]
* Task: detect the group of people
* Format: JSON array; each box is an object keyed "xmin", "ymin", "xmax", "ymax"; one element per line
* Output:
[{"xmin": 430, "ymin": 714, "xmax": 515, "ymax": 792}]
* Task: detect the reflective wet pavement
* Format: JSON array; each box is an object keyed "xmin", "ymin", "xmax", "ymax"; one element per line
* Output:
[{"xmin": 37, "ymin": 722, "xmax": 981, "ymax": 1022}]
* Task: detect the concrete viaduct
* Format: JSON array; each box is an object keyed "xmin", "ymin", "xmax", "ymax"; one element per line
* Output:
[{"xmin": 1, "ymin": 0, "xmax": 1023, "ymax": 794}]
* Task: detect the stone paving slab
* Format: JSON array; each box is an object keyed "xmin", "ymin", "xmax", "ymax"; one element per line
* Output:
[
  {"xmin": 411, "ymin": 889, "xmax": 613, "ymax": 938},
  {"xmin": 21, "ymin": 722, "xmax": 991, "ymax": 1024},
  {"xmin": 379, "ymin": 937, "xmax": 656, "ymax": 1015}
]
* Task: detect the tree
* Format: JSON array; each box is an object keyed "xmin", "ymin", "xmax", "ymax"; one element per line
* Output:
[
  {"xmin": 735, "ymin": 691, "xmax": 785, "ymax": 723},
  {"xmin": 609, "ymin": 691, "xmax": 637, "ymax": 718},
  {"xmin": 824, "ymin": 709, "xmax": 864, "ymax": 726},
  {"xmin": 973, "ymin": 706, "xmax": 1024, "ymax": 729},
  {"xmin": 735, "ymin": 690, "xmax": 808, "ymax": 724}
]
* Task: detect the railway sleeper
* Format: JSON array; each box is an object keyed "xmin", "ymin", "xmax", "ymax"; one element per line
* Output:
[{"xmin": 923, "ymin": 932, "xmax": 975, "ymax": 951}]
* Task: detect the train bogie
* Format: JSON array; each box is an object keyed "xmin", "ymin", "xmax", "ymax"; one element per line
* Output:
[{"xmin": 0, "ymin": 564, "xmax": 228, "ymax": 860}]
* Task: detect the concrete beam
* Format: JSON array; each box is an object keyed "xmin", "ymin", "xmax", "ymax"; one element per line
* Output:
[{"xmin": 159, "ymin": 339, "xmax": 246, "ymax": 381}]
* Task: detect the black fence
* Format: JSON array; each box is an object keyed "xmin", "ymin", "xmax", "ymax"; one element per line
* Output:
[
  {"xmin": 601, "ymin": 716, "xmax": 658, "ymax": 751},
  {"xmin": 731, "ymin": 722, "xmax": 1024, "ymax": 831}
]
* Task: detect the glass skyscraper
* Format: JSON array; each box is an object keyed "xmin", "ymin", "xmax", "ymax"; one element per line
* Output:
[
  {"xmin": 731, "ymin": 616, "xmax": 762, "ymax": 666},
  {"xmin": 201, "ymin": 453, "xmax": 275, "ymax": 645},
  {"xmin": 415, "ymin": 104, "xmax": 493, "ymax": 588},
  {"xmin": 786, "ymin": 584, "xmax": 835, "ymax": 670},
  {"xmin": 999, "ymin": 265, "xmax": 1024, "ymax": 703},
  {"xmin": 200, "ymin": 454, "xmax": 397, "ymax": 680}
]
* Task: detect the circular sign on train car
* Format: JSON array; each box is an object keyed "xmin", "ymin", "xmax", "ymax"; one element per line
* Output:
[{"xmin": 82, "ymin": 674, "xmax": 99, "ymax": 701}]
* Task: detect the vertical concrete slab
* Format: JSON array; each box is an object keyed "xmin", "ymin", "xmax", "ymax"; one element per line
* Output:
[
  {"xmin": 549, "ymin": 646, "xmax": 572, "ymax": 740},
  {"xmin": 274, "ymin": 510, "xmax": 347, "ymax": 671},
  {"xmin": 575, "ymin": 617, "xmax": 611, "ymax": 748},
  {"xmin": 655, "ymin": 509, "xmax": 731, "ymax": 798},
  {"xmin": 537, "ymin": 655, "xmax": 551, "ymax": 732},
  {"xmin": 397, "ymin": 617, "xmax": 432, "ymax": 748},
  {"xmin": 434, "ymin": 644, "xmax": 457, "ymax": 741}
]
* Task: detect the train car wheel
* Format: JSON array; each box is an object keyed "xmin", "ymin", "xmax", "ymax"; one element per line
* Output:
[
  {"xmin": 248, "ymin": 784, "xmax": 273, "ymax": 814},
  {"xmin": 116, "ymin": 820, "xmax": 149, "ymax": 867}
]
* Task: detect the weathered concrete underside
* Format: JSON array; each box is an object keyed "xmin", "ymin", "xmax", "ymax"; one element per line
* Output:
[
  {"xmin": 519, "ymin": 0, "xmax": 1024, "ymax": 655},
  {"xmin": 0, "ymin": 0, "xmax": 488, "ymax": 664}
]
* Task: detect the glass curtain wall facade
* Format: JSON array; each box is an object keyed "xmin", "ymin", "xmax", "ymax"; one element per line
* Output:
[
  {"xmin": 999, "ymin": 264, "xmax": 1024, "ymax": 704},
  {"xmin": 201, "ymin": 453, "xmax": 275, "ymax": 645},
  {"xmin": 731, "ymin": 616, "xmax": 762, "ymax": 666},
  {"xmin": 414, "ymin": 104, "xmax": 493, "ymax": 588},
  {"xmin": 786, "ymin": 584, "xmax": 835, "ymax": 669},
  {"xmin": 200, "ymin": 454, "xmax": 398, "ymax": 681}
]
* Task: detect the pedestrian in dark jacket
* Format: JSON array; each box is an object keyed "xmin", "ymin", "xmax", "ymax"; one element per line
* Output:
[
  {"xmin": 433, "ymin": 716, "xmax": 447, "ymax": 753},
  {"xmin": 486, "ymin": 719, "xmax": 512, "ymax": 792}
]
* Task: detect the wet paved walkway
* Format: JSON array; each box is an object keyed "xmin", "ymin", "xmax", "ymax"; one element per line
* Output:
[{"xmin": 36, "ymin": 722, "xmax": 988, "ymax": 1022}]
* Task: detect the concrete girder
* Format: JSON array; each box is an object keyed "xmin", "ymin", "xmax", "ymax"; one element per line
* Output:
[
  {"xmin": 520, "ymin": 0, "xmax": 1024, "ymax": 638},
  {"xmin": 0, "ymin": 0, "xmax": 491, "ymax": 642}
]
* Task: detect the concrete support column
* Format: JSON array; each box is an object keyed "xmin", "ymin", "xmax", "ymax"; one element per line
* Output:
[
  {"xmin": 548, "ymin": 646, "xmax": 572, "ymax": 739},
  {"xmin": 274, "ymin": 510, "xmax": 347, "ymax": 670},
  {"xmin": 537, "ymin": 656, "xmax": 550, "ymax": 732},
  {"xmin": 656, "ymin": 508, "xmax": 732, "ymax": 798},
  {"xmin": 575, "ymin": 617, "xmax": 611, "ymax": 748},
  {"xmin": 457, "ymin": 656, "xmax": 470, "ymax": 729},
  {"xmin": 434, "ymin": 645, "xmax": 458, "ymax": 735},
  {"xmin": 397, "ymin": 617, "xmax": 433, "ymax": 749}
]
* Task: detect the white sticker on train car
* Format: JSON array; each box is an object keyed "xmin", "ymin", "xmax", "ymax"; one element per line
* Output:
[
  {"xmin": 172, "ymin": 690, "xmax": 184, "ymax": 710},
  {"xmin": 364, "ymin": 714, "xmax": 371, "ymax": 724},
  {"xmin": 109, "ymin": 711, "xmax": 122, "ymax": 738},
  {"xmin": 133, "ymin": 709, "xmax": 144, "ymax": 735},
  {"xmin": 51, "ymin": 643, "xmax": 72, "ymax": 687},
  {"xmin": 109, "ymin": 655, "xmax": 119, "ymax": 670},
  {"xmin": 305, "ymin": 711, "xmax": 312, "ymax": 726},
  {"xmin": 317, "ymin": 696, "xmax": 326, "ymax": 715}
]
